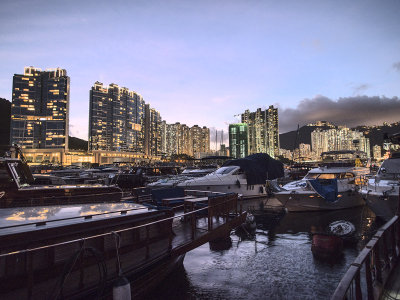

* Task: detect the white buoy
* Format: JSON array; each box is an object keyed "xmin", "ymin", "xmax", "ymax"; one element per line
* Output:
[{"xmin": 113, "ymin": 276, "xmax": 131, "ymax": 300}]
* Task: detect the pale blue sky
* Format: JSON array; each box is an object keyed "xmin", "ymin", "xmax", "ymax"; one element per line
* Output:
[{"xmin": 1, "ymin": 0, "xmax": 400, "ymax": 143}]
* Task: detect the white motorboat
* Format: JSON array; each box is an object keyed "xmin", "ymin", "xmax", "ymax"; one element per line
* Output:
[
  {"xmin": 148, "ymin": 167, "xmax": 216, "ymax": 188},
  {"xmin": 360, "ymin": 154, "xmax": 400, "ymax": 221},
  {"xmin": 275, "ymin": 163, "xmax": 369, "ymax": 212},
  {"xmin": 177, "ymin": 153, "xmax": 284, "ymax": 199},
  {"xmin": 178, "ymin": 165, "xmax": 267, "ymax": 197}
]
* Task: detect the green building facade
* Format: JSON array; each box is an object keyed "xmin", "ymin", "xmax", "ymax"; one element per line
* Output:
[{"xmin": 229, "ymin": 123, "xmax": 248, "ymax": 158}]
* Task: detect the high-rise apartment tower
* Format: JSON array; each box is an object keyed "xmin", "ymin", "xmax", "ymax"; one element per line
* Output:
[
  {"xmin": 241, "ymin": 105, "xmax": 279, "ymax": 158},
  {"xmin": 89, "ymin": 82, "xmax": 146, "ymax": 152},
  {"xmin": 10, "ymin": 67, "xmax": 69, "ymax": 149},
  {"xmin": 229, "ymin": 123, "xmax": 248, "ymax": 158}
]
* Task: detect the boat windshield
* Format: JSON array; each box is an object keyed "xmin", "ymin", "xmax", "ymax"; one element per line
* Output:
[
  {"xmin": 305, "ymin": 173, "xmax": 339, "ymax": 179},
  {"xmin": 7, "ymin": 161, "xmax": 31, "ymax": 188},
  {"xmin": 214, "ymin": 166, "xmax": 238, "ymax": 175}
]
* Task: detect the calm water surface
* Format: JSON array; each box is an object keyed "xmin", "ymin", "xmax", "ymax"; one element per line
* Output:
[{"xmin": 147, "ymin": 205, "xmax": 378, "ymax": 300}]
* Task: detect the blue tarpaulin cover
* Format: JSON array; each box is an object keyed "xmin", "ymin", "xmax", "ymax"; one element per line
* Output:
[{"xmin": 308, "ymin": 179, "xmax": 338, "ymax": 202}]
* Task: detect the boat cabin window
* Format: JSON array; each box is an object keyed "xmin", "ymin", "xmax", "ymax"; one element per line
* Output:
[
  {"xmin": 340, "ymin": 172, "xmax": 354, "ymax": 178},
  {"xmin": 305, "ymin": 173, "xmax": 338, "ymax": 179},
  {"xmin": 214, "ymin": 166, "xmax": 239, "ymax": 175},
  {"xmin": 305, "ymin": 173, "xmax": 319, "ymax": 179},
  {"xmin": 232, "ymin": 168, "xmax": 245, "ymax": 175},
  {"xmin": 7, "ymin": 162, "xmax": 31, "ymax": 188},
  {"xmin": 317, "ymin": 173, "xmax": 337, "ymax": 179}
]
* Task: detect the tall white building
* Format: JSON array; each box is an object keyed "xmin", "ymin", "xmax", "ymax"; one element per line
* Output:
[
  {"xmin": 372, "ymin": 145, "xmax": 382, "ymax": 160},
  {"xmin": 161, "ymin": 122, "xmax": 210, "ymax": 157},
  {"xmin": 241, "ymin": 105, "xmax": 279, "ymax": 158},
  {"xmin": 311, "ymin": 126, "xmax": 370, "ymax": 158}
]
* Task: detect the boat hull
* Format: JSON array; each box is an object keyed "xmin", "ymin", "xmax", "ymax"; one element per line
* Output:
[
  {"xmin": 362, "ymin": 192, "xmax": 399, "ymax": 221},
  {"xmin": 179, "ymin": 183, "xmax": 267, "ymax": 199},
  {"xmin": 275, "ymin": 190, "xmax": 364, "ymax": 212},
  {"xmin": 1, "ymin": 185, "xmax": 123, "ymax": 207}
]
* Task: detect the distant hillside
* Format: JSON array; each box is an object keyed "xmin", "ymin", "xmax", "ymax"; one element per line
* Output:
[
  {"xmin": 355, "ymin": 122, "xmax": 400, "ymax": 148},
  {"xmin": 279, "ymin": 123, "xmax": 334, "ymax": 150},
  {"xmin": 69, "ymin": 136, "xmax": 88, "ymax": 151},
  {"xmin": 279, "ymin": 121, "xmax": 400, "ymax": 151}
]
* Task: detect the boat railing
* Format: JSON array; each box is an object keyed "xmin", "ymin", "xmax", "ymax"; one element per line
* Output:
[
  {"xmin": 2, "ymin": 188, "xmax": 123, "ymax": 207},
  {"xmin": 331, "ymin": 215, "xmax": 400, "ymax": 300},
  {"xmin": 130, "ymin": 187, "xmax": 227, "ymax": 203},
  {"xmin": 0, "ymin": 193, "xmax": 245, "ymax": 298}
]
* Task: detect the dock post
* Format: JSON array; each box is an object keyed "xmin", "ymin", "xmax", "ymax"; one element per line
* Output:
[
  {"xmin": 396, "ymin": 188, "xmax": 400, "ymax": 249},
  {"xmin": 390, "ymin": 225, "xmax": 396, "ymax": 264},
  {"xmin": 191, "ymin": 210, "xmax": 195, "ymax": 240},
  {"xmin": 168, "ymin": 219, "xmax": 173, "ymax": 251},
  {"xmin": 374, "ymin": 242, "xmax": 383, "ymax": 283},
  {"xmin": 365, "ymin": 253, "xmax": 373, "ymax": 300},
  {"xmin": 27, "ymin": 252, "xmax": 33, "ymax": 299},
  {"xmin": 397, "ymin": 188, "xmax": 400, "ymax": 216},
  {"xmin": 382, "ymin": 231, "xmax": 390, "ymax": 267},
  {"xmin": 355, "ymin": 268, "xmax": 362, "ymax": 300}
]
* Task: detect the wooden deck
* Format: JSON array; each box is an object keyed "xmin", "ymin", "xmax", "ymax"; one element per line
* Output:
[{"xmin": 171, "ymin": 212, "xmax": 246, "ymax": 256}]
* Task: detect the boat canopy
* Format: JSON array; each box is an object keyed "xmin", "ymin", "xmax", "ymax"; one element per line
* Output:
[
  {"xmin": 222, "ymin": 153, "xmax": 284, "ymax": 185},
  {"xmin": 308, "ymin": 179, "xmax": 338, "ymax": 202}
]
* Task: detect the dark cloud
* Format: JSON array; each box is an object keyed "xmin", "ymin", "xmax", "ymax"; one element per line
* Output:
[
  {"xmin": 393, "ymin": 62, "xmax": 400, "ymax": 72},
  {"xmin": 352, "ymin": 84, "xmax": 370, "ymax": 95},
  {"xmin": 278, "ymin": 95, "xmax": 400, "ymax": 133}
]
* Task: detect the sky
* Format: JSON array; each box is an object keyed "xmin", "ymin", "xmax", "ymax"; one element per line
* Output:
[{"xmin": 1, "ymin": 0, "xmax": 400, "ymax": 147}]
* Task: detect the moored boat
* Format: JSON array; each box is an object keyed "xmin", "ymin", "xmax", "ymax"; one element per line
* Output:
[
  {"xmin": 0, "ymin": 157, "xmax": 122, "ymax": 207},
  {"xmin": 0, "ymin": 201, "xmax": 181, "ymax": 299},
  {"xmin": 360, "ymin": 153, "xmax": 400, "ymax": 221},
  {"xmin": 177, "ymin": 153, "xmax": 284, "ymax": 199},
  {"xmin": 275, "ymin": 162, "xmax": 369, "ymax": 212}
]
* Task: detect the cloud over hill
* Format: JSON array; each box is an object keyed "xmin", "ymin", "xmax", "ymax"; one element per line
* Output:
[{"xmin": 278, "ymin": 95, "xmax": 400, "ymax": 133}]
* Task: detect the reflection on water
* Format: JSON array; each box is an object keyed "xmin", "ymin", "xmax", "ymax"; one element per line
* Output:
[{"xmin": 148, "ymin": 205, "xmax": 378, "ymax": 300}]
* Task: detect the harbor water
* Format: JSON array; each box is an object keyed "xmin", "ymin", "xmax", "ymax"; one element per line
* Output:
[{"xmin": 146, "ymin": 203, "xmax": 378, "ymax": 300}]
